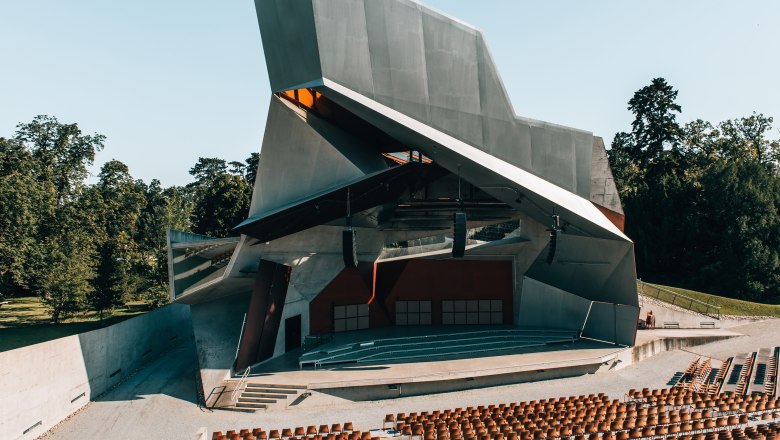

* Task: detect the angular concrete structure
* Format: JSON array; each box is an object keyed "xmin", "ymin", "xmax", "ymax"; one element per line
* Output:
[{"xmin": 169, "ymin": 0, "xmax": 638, "ymax": 397}]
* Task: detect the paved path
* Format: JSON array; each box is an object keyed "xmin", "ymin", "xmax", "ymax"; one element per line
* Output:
[{"xmin": 44, "ymin": 319, "xmax": 780, "ymax": 440}]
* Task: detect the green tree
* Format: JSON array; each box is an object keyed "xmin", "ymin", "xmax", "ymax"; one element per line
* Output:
[
  {"xmin": 245, "ymin": 152, "xmax": 260, "ymax": 185},
  {"xmin": 134, "ymin": 181, "xmax": 193, "ymax": 308},
  {"xmin": 6, "ymin": 116, "xmax": 105, "ymax": 320},
  {"xmin": 610, "ymin": 79, "xmax": 780, "ymax": 301},
  {"xmin": 82, "ymin": 160, "xmax": 146, "ymax": 316},
  {"xmin": 188, "ymin": 157, "xmax": 251, "ymax": 237},
  {"xmin": 35, "ymin": 197, "xmax": 99, "ymax": 322},
  {"xmin": 0, "ymin": 138, "xmax": 44, "ymax": 293},
  {"xmin": 15, "ymin": 115, "xmax": 104, "ymax": 205},
  {"xmin": 626, "ymin": 77, "xmax": 683, "ymax": 164},
  {"xmin": 189, "ymin": 157, "xmax": 227, "ymax": 182},
  {"xmin": 90, "ymin": 239, "xmax": 129, "ymax": 320},
  {"xmin": 698, "ymin": 160, "xmax": 780, "ymax": 299}
]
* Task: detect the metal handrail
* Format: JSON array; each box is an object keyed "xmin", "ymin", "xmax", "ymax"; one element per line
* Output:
[
  {"xmin": 234, "ymin": 313, "xmax": 247, "ymax": 361},
  {"xmin": 230, "ymin": 366, "xmax": 250, "ymax": 403},
  {"xmin": 638, "ymin": 279, "xmax": 721, "ymax": 319}
]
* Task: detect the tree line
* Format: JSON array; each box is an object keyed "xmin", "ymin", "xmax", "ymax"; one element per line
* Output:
[
  {"xmin": 609, "ymin": 78, "xmax": 780, "ymax": 302},
  {"xmin": 0, "ymin": 115, "xmax": 256, "ymax": 321}
]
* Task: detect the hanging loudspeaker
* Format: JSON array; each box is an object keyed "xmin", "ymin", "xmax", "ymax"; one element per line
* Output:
[
  {"xmin": 452, "ymin": 212, "xmax": 467, "ymax": 258},
  {"xmin": 546, "ymin": 229, "xmax": 558, "ymax": 264},
  {"xmin": 343, "ymin": 229, "xmax": 358, "ymax": 268}
]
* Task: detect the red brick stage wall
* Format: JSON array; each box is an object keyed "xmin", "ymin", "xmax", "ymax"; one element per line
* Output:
[
  {"xmin": 308, "ymin": 264, "xmax": 390, "ymax": 335},
  {"xmin": 383, "ymin": 259, "xmax": 514, "ymax": 325},
  {"xmin": 309, "ymin": 259, "xmax": 513, "ymax": 334}
]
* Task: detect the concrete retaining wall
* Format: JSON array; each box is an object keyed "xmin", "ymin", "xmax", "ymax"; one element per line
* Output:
[
  {"xmin": 316, "ymin": 363, "xmax": 604, "ymax": 401},
  {"xmin": 638, "ymin": 295, "xmax": 760, "ymax": 329},
  {"xmin": 0, "ymin": 304, "xmax": 192, "ymax": 440},
  {"xmin": 630, "ymin": 334, "xmax": 736, "ymax": 364}
]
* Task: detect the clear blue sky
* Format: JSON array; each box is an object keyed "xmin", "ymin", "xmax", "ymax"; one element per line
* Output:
[{"xmin": 2, "ymin": 1, "xmax": 778, "ymax": 187}]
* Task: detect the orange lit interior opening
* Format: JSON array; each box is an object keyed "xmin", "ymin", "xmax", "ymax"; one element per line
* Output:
[{"xmin": 280, "ymin": 88, "xmax": 321, "ymax": 110}]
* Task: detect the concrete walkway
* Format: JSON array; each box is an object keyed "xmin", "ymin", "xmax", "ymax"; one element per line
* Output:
[{"xmin": 43, "ymin": 319, "xmax": 779, "ymax": 440}]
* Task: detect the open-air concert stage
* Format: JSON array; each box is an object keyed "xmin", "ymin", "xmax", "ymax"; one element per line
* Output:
[{"xmin": 218, "ymin": 326, "xmax": 741, "ymax": 405}]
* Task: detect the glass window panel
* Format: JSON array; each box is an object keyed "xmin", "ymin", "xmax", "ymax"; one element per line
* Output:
[
  {"xmin": 478, "ymin": 312, "xmax": 490, "ymax": 324},
  {"xmin": 454, "ymin": 301, "xmax": 466, "ymax": 312},
  {"xmin": 479, "ymin": 300, "xmax": 491, "ymax": 311},
  {"xmin": 455, "ymin": 313, "xmax": 467, "ymax": 325},
  {"xmin": 467, "ymin": 313, "xmax": 478, "ymax": 325},
  {"xmin": 442, "ymin": 300, "xmax": 453, "ymax": 312},
  {"xmin": 408, "ymin": 301, "xmax": 419, "ymax": 313},
  {"xmin": 346, "ymin": 305, "xmax": 357, "ymax": 318},
  {"xmin": 346, "ymin": 318, "xmax": 357, "ymax": 331},
  {"xmin": 396, "ymin": 301, "xmax": 407, "ymax": 312},
  {"xmin": 358, "ymin": 304, "xmax": 369, "ymax": 316},
  {"xmin": 407, "ymin": 314, "xmax": 420, "ymax": 325},
  {"xmin": 420, "ymin": 301, "xmax": 431, "ymax": 313},
  {"xmin": 334, "ymin": 320, "xmax": 346, "ymax": 332},
  {"xmin": 358, "ymin": 316, "xmax": 369, "ymax": 329},
  {"xmin": 467, "ymin": 300, "xmax": 478, "ymax": 312},
  {"xmin": 491, "ymin": 300, "xmax": 502, "ymax": 311},
  {"xmin": 443, "ymin": 312, "xmax": 454, "ymax": 325},
  {"xmin": 334, "ymin": 306, "xmax": 345, "ymax": 319},
  {"xmin": 420, "ymin": 314, "xmax": 431, "ymax": 325}
]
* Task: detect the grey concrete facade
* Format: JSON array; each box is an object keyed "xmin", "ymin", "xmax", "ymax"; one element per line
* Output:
[{"xmin": 169, "ymin": 0, "xmax": 638, "ymax": 389}]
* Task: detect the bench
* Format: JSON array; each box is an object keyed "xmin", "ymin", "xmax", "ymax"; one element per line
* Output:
[
  {"xmin": 663, "ymin": 322, "xmax": 680, "ymax": 328},
  {"xmin": 0, "ymin": 301, "xmax": 9, "ymax": 308},
  {"xmin": 700, "ymin": 322, "xmax": 716, "ymax": 328}
]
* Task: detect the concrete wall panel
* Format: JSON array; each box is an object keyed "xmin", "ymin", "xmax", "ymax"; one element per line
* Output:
[
  {"xmin": 249, "ymin": 98, "xmax": 384, "ymax": 218},
  {"xmin": 190, "ymin": 293, "xmax": 249, "ymax": 405},
  {"xmin": 0, "ymin": 305, "xmax": 191, "ymax": 440},
  {"xmin": 313, "ymin": 0, "xmax": 375, "ymax": 97},
  {"xmin": 590, "ymin": 137, "xmax": 624, "ymax": 214},
  {"xmin": 364, "ymin": 0, "xmax": 430, "ymax": 121},
  {"xmin": 616, "ymin": 304, "xmax": 640, "ymax": 346},
  {"xmin": 421, "ymin": 12, "xmax": 481, "ymax": 117},
  {"xmin": 525, "ymin": 234, "xmax": 634, "ymax": 304},
  {"xmin": 255, "ymin": 0, "xmax": 322, "ymax": 92},
  {"xmin": 581, "ymin": 301, "xmax": 616, "ymax": 344},
  {"xmin": 518, "ymin": 277, "xmax": 591, "ymax": 331}
]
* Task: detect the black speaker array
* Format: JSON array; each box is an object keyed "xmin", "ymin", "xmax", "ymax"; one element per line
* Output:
[
  {"xmin": 452, "ymin": 212, "xmax": 467, "ymax": 258},
  {"xmin": 343, "ymin": 229, "xmax": 357, "ymax": 268},
  {"xmin": 546, "ymin": 229, "xmax": 558, "ymax": 264}
]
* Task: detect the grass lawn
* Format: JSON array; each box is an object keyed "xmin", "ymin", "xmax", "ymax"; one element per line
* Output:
[
  {"xmin": 639, "ymin": 281, "xmax": 780, "ymax": 318},
  {"xmin": 0, "ymin": 296, "xmax": 148, "ymax": 352}
]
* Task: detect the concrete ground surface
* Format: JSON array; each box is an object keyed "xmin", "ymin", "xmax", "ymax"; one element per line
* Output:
[{"xmin": 43, "ymin": 319, "xmax": 780, "ymax": 440}]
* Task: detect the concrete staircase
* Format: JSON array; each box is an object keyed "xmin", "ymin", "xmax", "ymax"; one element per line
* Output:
[{"xmin": 234, "ymin": 383, "xmax": 307, "ymax": 411}]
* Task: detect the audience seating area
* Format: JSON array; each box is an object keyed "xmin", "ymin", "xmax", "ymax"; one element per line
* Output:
[
  {"xmin": 214, "ymin": 350, "xmax": 780, "ymax": 440},
  {"xmin": 211, "ymin": 386, "xmax": 780, "ymax": 440},
  {"xmin": 298, "ymin": 328, "xmax": 579, "ymax": 369},
  {"xmin": 720, "ymin": 349, "xmax": 779, "ymax": 397},
  {"xmin": 669, "ymin": 348, "xmax": 780, "ymax": 397}
]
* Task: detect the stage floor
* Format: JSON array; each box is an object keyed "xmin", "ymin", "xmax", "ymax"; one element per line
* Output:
[
  {"xmin": 242, "ymin": 327, "xmax": 612, "ymax": 389},
  {"xmin": 208, "ymin": 326, "xmax": 744, "ymax": 408},
  {"xmin": 236, "ymin": 326, "xmax": 742, "ymax": 391}
]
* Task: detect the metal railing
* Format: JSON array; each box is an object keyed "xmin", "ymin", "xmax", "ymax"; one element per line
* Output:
[
  {"xmin": 638, "ymin": 279, "xmax": 721, "ymax": 319},
  {"xmin": 230, "ymin": 366, "xmax": 250, "ymax": 403},
  {"xmin": 234, "ymin": 313, "xmax": 247, "ymax": 361}
]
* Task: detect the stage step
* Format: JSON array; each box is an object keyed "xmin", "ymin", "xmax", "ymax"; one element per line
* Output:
[
  {"xmin": 241, "ymin": 391, "xmax": 290, "ymax": 399},
  {"xmin": 299, "ymin": 328, "xmax": 578, "ymax": 368},
  {"xmin": 231, "ymin": 383, "xmax": 308, "ymax": 412},
  {"xmin": 235, "ymin": 401, "xmax": 269, "ymax": 410}
]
